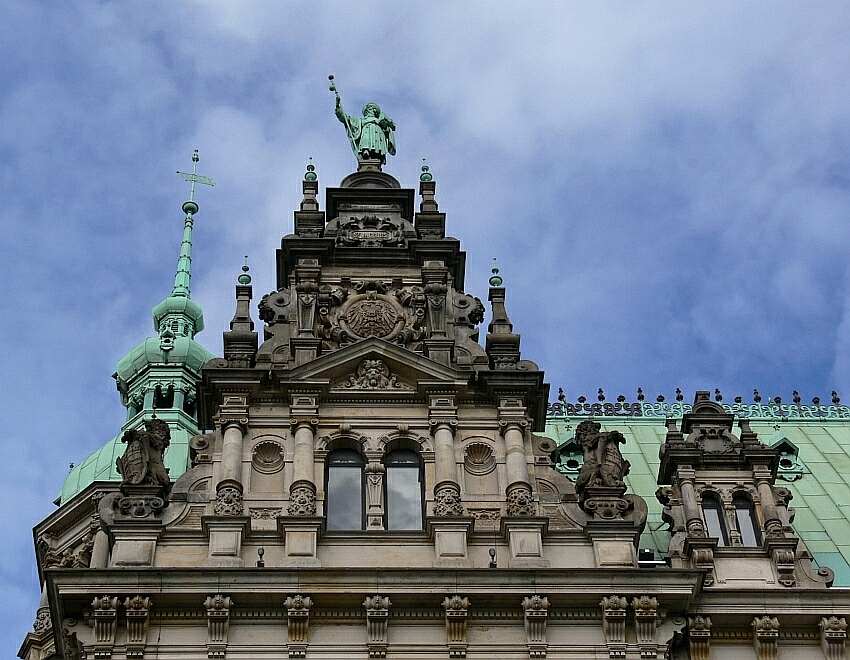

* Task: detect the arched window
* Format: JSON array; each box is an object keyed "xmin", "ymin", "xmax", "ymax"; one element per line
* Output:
[
  {"xmin": 734, "ymin": 495, "xmax": 761, "ymax": 547},
  {"xmin": 326, "ymin": 448, "xmax": 365, "ymax": 530},
  {"xmin": 701, "ymin": 495, "xmax": 728, "ymax": 547},
  {"xmin": 384, "ymin": 449, "xmax": 424, "ymax": 530}
]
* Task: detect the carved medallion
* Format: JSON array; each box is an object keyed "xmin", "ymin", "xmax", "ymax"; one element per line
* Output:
[{"xmin": 343, "ymin": 294, "xmax": 400, "ymax": 339}]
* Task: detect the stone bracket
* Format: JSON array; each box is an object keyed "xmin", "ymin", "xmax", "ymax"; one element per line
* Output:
[
  {"xmin": 522, "ymin": 595, "xmax": 549, "ymax": 658},
  {"xmin": 123, "ymin": 596, "xmax": 151, "ymax": 660},
  {"xmin": 204, "ymin": 595, "xmax": 231, "ymax": 659},
  {"xmin": 364, "ymin": 595, "xmax": 391, "ymax": 658},
  {"xmin": 90, "ymin": 596, "xmax": 119, "ymax": 660},
  {"xmin": 601, "ymin": 595, "xmax": 628, "ymax": 659},
  {"xmin": 285, "ymin": 595, "xmax": 313, "ymax": 659},
  {"xmin": 821, "ymin": 617, "xmax": 847, "ymax": 660},
  {"xmin": 688, "ymin": 615, "xmax": 712, "ymax": 660},
  {"xmin": 443, "ymin": 595, "xmax": 469, "ymax": 658},
  {"xmin": 753, "ymin": 616, "xmax": 779, "ymax": 660}
]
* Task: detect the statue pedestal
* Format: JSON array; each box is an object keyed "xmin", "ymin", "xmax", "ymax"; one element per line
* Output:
[
  {"xmin": 109, "ymin": 485, "xmax": 167, "ymax": 567},
  {"xmin": 427, "ymin": 517, "xmax": 474, "ymax": 568}
]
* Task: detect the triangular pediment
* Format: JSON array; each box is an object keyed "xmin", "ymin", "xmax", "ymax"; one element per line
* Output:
[{"xmin": 285, "ymin": 338, "xmax": 467, "ymax": 393}]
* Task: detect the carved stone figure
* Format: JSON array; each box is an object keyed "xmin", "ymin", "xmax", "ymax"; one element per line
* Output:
[
  {"xmin": 573, "ymin": 420, "xmax": 630, "ymax": 496},
  {"xmin": 116, "ymin": 417, "xmax": 171, "ymax": 491},
  {"xmin": 331, "ymin": 77, "xmax": 396, "ymax": 163}
]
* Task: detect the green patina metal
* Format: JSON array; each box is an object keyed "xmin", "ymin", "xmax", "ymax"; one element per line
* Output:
[
  {"xmin": 329, "ymin": 75, "xmax": 396, "ymax": 164},
  {"xmin": 544, "ymin": 410, "xmax": 850, "ymax": 586},
  {"xmin": 61, "ymin": 152, "xmax": 216, "ymax": 504}
]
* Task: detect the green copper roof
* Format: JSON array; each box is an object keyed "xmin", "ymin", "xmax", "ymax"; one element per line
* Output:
[
  {"xmin": 543, "ymin": 408, "xmax": 850, "ymax": 587},
  {"xmin": 114, "ymin": 335, "xmax": 214, "ymax": 383}
]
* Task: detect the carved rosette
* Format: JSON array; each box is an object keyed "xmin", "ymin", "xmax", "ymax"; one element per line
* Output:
[
  {"xmin": 285, "ymin": 595, "xmax": 313, "ymax": 659},
  {"xmin": 688, "ymin": 615, "xmax": 712, "ymax": 660},
  {"xmin": 213, "ymin": 484, "xmax": 244, "ymax": 517},
  {"xmin": 204, "ymin": 595, "xmax": 231, "ymax": 660},
  {"xmin": 522, "ymin": 595, "xmax": 550, "ymax": 659},
  {"xmin": 287, "ymin": 482, "xmax": 317, "ymax": 517},
  {"xmin": 506, "ymin": 484, "xmax": 536, "ymax": 517},
  {"xmin": 820, "ymin": 616, "xmax": 847, "ymax": 660},
  {"xmin": 433, "ymin": 484, "xmax": 465, "ymax": 517},
  {"xmin": 123, "ymin": 596, "xmax": 150, "ymax": 660},
  {"xmin": 91, "ymin": 595, "xmax": 119, "ymax": 660},
  {"xmin": 443, "ymin": 595, "xmax": 470, "ymax": 658},
  {"xmin": 363, "ymin": 595, "xmax": 391, "ymax": 659}
]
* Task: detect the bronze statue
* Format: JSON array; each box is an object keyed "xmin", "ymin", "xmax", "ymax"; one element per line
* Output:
[
  {"xmin": 329, "ymin": 75, "xmax": 396, "ymax": 163},
  {"xmin": 574, "ymin": 420, "xmax": 630, "ymax": 496},
  {"xmin": 116, "ymin": 417, "xmax": 171, "ymax": 489}
]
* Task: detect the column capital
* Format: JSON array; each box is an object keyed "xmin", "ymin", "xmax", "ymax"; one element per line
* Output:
[
  {"xmin": 429, "ymin": 418, "xmax": 458, "ymax": 433},
  {"xmin": 290, "ymin": 416, "xmax": 319, "ymax": 431},
  {"xmin": 498, "ymin": 418, "xmax": 528, "ymax": 435}
]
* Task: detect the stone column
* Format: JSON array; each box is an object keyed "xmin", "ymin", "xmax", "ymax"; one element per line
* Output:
[
  {"xmin": 288, "ymin": 418, "xmax": 318, "ymax": 516},
  {"xmin": 676, "ymin": 467, "xmax": 704, "ymax": 537},
  {"xmin": 428, "ymin": 396, "xmax": 471, "ymax": 567},
  {"xmin": 432, "ymin": 420, "xmax": 463, "ymax": 515},
  {"xmin": 754, "ymin": 466, "xmax": 782, "ymax": 536},
  {"xmin": 280, "ymin": 395, "xmax": 322, "ymax": 567},
  {"xmin": 502, "ymin": 420, "xmax": 535, "ymax": 516},
  {"xmin": 204, "ymin": 397, "xmax": 249, "ymax": 567}
]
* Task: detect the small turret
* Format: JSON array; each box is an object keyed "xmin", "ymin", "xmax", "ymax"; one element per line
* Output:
[
  {"xmin": 485, "ymin": 260, "xmax": 521, "ymax": 370},
  {"xmin": 222, "ymin": 257, "xmax": 258, "ymax": 368}
]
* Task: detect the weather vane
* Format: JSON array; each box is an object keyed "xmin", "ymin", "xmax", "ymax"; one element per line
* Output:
[{"xmin": 177, "ymin": 149, "xmax": 214, "ymax": 204}]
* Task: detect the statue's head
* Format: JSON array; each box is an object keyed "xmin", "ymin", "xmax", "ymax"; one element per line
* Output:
[{"xmin": 363, "ymin": 103, "xmax": 380, "ymax": 117}]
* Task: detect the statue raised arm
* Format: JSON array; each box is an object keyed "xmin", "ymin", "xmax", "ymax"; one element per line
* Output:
[{"xmin": 329, "ymin": 75, "xmax": 396, "ymax": 164}]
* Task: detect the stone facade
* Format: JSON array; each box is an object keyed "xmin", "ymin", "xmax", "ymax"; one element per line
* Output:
[{"xmin": 22, "ymin": 160, "xmax": 850, "ymax": 660}]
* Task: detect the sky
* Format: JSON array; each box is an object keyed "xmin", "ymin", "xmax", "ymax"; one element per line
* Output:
[{"xmin": 2, "ymin": 0, "xmax": 850, "ymax": 651}]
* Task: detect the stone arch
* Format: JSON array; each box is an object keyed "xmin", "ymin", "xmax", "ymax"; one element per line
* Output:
[
  {"xmin": 316, "ymin": 429, "xmax": 370, "ymax": 456},
  {"xmin": 376, "ymin": 431, "xmax": 433, "ymax": 457}
]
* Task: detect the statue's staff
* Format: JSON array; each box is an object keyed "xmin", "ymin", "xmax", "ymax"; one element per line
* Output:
[{"xmin": 329, "ymin": 74, "xmax": 358, "ymax": 157}]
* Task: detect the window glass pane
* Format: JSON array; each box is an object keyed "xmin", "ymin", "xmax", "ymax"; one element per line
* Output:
[
  {"xmin": 702, "ymin": 498, "xmax": 727, "ymax": 547},
  {"xmin": 386, "ymin": 450, "xmax": 423, "ymax": 530},
  {"xmin": 734, "ymin": 497, "xmax": 760, "ymax": 547},
  {"xmin": 327, "ymin": 449, "xmax": 364, "ymax": 530}
]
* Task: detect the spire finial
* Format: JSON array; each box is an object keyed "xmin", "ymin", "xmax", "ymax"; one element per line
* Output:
[
  {"xmin": 238, "ymin": 255, "xmax": 252, "ymax": 284},
  {"xmin": 420, "ymin": 158, "xmax": 432, "ymax": 182},
  {"xmin": 171, "ymin": 150, "xmax": 214, "ymax": 297},
  {"xmin": 489, "ymin": 258, "xmax": 503, "ymax": 288},
  {"xmin": 305, "ymin": 157, "xmax": 317, "ymax": 182}
]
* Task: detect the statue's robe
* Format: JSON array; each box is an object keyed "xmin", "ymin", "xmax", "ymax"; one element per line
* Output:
[{"xmin": 336, "ymin": 104, "xmax": 396, "ymax": 160}]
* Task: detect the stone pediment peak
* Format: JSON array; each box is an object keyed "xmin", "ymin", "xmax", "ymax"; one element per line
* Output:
[{"xmin": 287, "ymin": 337, "xmax": 463, "ymax": 385}]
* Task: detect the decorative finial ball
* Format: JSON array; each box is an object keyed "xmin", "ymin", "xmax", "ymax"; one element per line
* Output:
[
  {"xmin": 182, "ymin": 200, "xmax": 199, "ymax": 215},
  {"xmin": 489, "ymin": 266, "xmax": 503, "ymax": 288},
  {"xmin": 238, "ymin": 258, "xmax": 252, "ymax": 284},
  {"xmin": 305, "ymin": 163, "xmax": 317, "ymax": 182},
  {"xmin": 192, "ymin": 149, "xmax": 199, "ymax": 163},
  {"xmin": 420, "ymin": 163, "xmax": 432, "ymax": 182}
]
